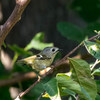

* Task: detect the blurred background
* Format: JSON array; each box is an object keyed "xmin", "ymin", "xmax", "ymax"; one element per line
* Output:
[{"xmin": 0, "ymin": 0, "xmax": 100, "ymax": 100}]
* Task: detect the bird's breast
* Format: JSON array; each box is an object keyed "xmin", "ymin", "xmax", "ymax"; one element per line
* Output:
[{"xmin": 33, "ymin": 59, "xmax": 52, "ymax": 71}]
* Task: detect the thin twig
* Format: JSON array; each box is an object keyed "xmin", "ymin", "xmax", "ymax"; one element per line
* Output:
[
  {"xmin": 91, "ymin": 59, "xmax": 100, "ymax": 71},
  {"xmin": 0, "ymin": 72, "xmax": 37, "ymax": 87},
  {"xmin": 19, "ymin": 77, "xmax": 41, "ymax": 98},
  {"xmin": 88, "ymin": 34, "xmax": 100, "ymax": 41}
]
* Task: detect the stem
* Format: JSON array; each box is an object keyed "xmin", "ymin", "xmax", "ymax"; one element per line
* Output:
[
  {"xmin": 91, "ymin": 59, "xmax": 99, "ymax": 71},
  {"xmin": 12, "ymin": 53, "xmax": 19, "ymax": 66},
  {"xmin": 19, "ymin": 77, "xmax": 41, "ymax": 98}
]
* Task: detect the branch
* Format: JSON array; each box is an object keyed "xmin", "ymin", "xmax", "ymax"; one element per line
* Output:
[
  {"xmin": 0, "ymin": 0, "xmax": 30, "ymax": 46},
  {"xmin": 17, "ymin": 33, "xmax": 100, "ymax": 99},
  {"xmin": 0, "ymin": 72, "xmax": 36, "ymax": 87}
]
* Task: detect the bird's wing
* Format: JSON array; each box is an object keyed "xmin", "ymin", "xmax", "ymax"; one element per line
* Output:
[{"xmin": 18, "ymin": 55, "xmax": 36, "ymax": 65}]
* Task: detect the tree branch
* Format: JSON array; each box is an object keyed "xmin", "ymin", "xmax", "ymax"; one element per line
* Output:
[
  {"xmin": 17, "ymin": 33, "xmax": 100, "ymax": 99},
  {"xmin": 0, "ymin": 72, "xmax": 36, "ymax": 87},
  {"xmin": 0, "ymin": 0, "xmax": 30, "ymax": 46}
]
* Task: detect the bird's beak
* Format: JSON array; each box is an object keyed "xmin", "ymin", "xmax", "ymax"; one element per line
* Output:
[{"xmin": 58, "ymin": 48, "xmax": 63, "ymax": 52}]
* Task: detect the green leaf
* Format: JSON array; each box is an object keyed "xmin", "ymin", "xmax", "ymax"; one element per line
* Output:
[
  {"xmin": 56, "ymin": 73, "xmax": 85, "ymax": 98},
  {"xmin": 57, "ymin": 22, "xmax": 85, "ymax": 42},
  {"xmin": 95, "ymin": 94, "xmax": 100, "ymax": 100},
  {"xmin": 0, "ymin": 61, "xmax": 6, "ymax": 76},
  {"xmin": 84, "ymin": 41, "xmax": 100, "ymax": 60},
  {"xmin": 0, "ymin": 87, "xmax": 12, "ymax": 100},
  {"xmin": 23, "ymin": 81, "xmax": 46, "ymax": 100},
  {"xmin": 68, "ymin": 58, "xmax": 97, "ymax": 100},
  {"xmin": 62, "ymin": 88, "xmax": 76, "ymax": 98},
  {"xmin": 95, "ymin": 80, "xmax": 100, "ymax": 93},
  {"xmin": 84, "ymin": 22, "xmax": 100, "ymax": 36},
  {"xmin": 3, "ymin": 42, "xmax": 6, "ymax": 48},
  {"xmin": 80, "ymin": 87, "xmax": 92, "ymax": 100},
  {"xmin": 25, "ymin": 32, "xmax": 53, "ymax": 50},
  {"xmin": 43, "ymin": 78, "xmax": 61, "ymax": 100},
  {"xmin": 8, "ymin": 44, "xmax": 32, "ymax": 56},
  {"xmin": 92, "ymin": 68, "xmax": 100, "ymax": 76}
]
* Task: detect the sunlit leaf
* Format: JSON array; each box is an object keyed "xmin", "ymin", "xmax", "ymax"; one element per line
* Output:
[
  {"xmin": 84, "ymin": 41, "xmax": 100, "ymax": 60},
  {"xmin": 68, "ymin": 58, "xmax": 97, "ymax": 100},
  {"xmin": 25, "ymin": 32, "xmax": 53, "ymax": 50},
  {"xmin": 43, "ymin": 78, "xmax": 61, "ymax": 100},
  {"xmin": 92, "ymin": 68, "xmax": 100, "ymax": 76}
]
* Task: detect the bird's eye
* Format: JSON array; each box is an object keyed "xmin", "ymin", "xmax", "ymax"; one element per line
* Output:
[
  {"xmin": 52, "ymin": 48, "xmax": 55, "ymax": 52},
  {"xmin": 37, "ymin": 55, "xmax": 42, "ymax": 57}
]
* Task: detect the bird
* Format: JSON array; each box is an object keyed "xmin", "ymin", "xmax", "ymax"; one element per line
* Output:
[{"xmin": 18, "ymin": 47, "xmax": 60, "ymax": 71}]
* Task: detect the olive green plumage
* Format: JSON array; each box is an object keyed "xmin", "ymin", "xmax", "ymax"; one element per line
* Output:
[{"xmin": 18, "ymin": 47, "xmax": 60, "ymax": 71}]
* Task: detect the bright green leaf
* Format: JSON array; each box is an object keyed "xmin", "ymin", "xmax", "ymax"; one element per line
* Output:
[
  {"xmin": 92, "ymin": 68, "xmax": 100, "ymax": 76},
  {"xmin": 84, "ymin": 41, "xmax": 100, "ymax": 60},
  {"xmin": 43, "ymin": 78, "xmax": 61, "ymax": 100},
  {"xmin": 25, "ymin": 32, "xmax": 53, "ymax": 50},
  {"xmin": 57, "ymin": 22, "xmax": 85, "ymax": 42},
  {"xmin": 68, "ymin": 58, "xmax": 97, "ymax": 100}
]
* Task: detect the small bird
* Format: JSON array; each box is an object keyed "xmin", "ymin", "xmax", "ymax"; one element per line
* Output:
[{"xmin": 18, "ymin": 47, "xmax": 60, "ymax": 71}]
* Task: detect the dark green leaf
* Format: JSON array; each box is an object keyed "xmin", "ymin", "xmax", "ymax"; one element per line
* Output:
[
  {"xmin": 84, "ymin": 22, "xmax": 100, "ymax": 37},
  {"xmin": 0, "ymin": 87, "xmax": 12, "ymax": 100},
  {"xmin": 84, "ymin": 41, "xmax": 100, "ymax": 60},
  {"xmin": 95, "ymin": 94, "xmax": 100, "ymax": 100},
  {"xmin": 57, "ymin": 22, "xmax": 84, "ymax": 42},
  {"xmin": 8, "ymin": 44, "xmax": 32, "ymax": 56},
  {"xmin": 95, "ymin": 80, "xmax": 100, "ymax": 93},
  {"xmin": 0, "ymin": 61, "xmax": 6, "ymax": 76},
  {"xmin": 23, "ymin": 82, "xmax": 45, "ymax": 100},
  {"xmin": 71, "ymin": 0, "xmax": 100, "ymax": 22},
  {"xmin": 43, "ymin": 78, "xmax": 61, "ymax": 100},
  {"xmin": 62, "ymin": 88, "xmax": 76, "ymax": 98}
]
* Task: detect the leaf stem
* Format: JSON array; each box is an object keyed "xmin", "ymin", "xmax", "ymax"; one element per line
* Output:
[{"xmin": 91, "ymin": 59, "xmax": 100, "ymax": 71}]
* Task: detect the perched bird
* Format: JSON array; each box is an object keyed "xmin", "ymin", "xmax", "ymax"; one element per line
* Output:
[{"xmin": 18, "ymin": 47, "xmax": 60, "ymax": 71}]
